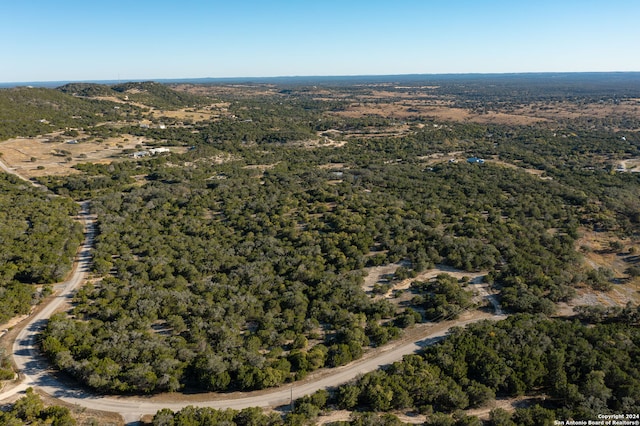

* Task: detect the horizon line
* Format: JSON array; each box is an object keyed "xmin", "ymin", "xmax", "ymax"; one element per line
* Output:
[{"xmin": 2, "ymin": 70, "xmax": 640, "ymax": 88}]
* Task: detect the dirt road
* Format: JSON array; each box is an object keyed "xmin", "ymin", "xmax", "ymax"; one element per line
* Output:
[
  {"xmin": 3, "ymin": 312, "xmax": 502, "ymax": 424},
  {"xmin": 0, "ymin": 201, "xmax": 95, "ymax": 397}
]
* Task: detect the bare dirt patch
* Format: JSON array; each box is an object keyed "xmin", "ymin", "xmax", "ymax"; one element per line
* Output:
[
  {"xmin": 332, "ymin": 102, "xmax": 547, "ymax": 126},
  {"xmin": 243, "ymin": 163, "xmax": 279, "ymax": 171},
  {"xmin": 150, "ymin": 104, "xmax": 229, "ymax": 123},
  {"xmin": 465, "ymin": 396, "xmax": 544, "ymax": 421},
  {"xmin": 562, "ymin": 229, "xmax": 640, "ymax": 315},
  {"xmin": 362, "ymin": 263, "xmax": 402, "ymax": 294},
  {"xmin": 0, "ymin": 314, "xmax": 29, "ymax": 337},
  {"xmin": 618, "ymin": 157, "xmax": 640, "ymax": 173},
  {"xmin": 318, "ymin": 162, "xmax": 346, "ymax": 170},
  {"xmin": 490, "ymin": 159, "xmax": 553, "ymax": 179},
  {"xmin": 297, "ymin": 133, "xmax": 347, "ymax": 148},
  {"xmin": 317, "ymin": 410, "xmax": 427, "ymax": 425},
  {"xmin": 362, "ymin": 263, "xmax": 487, "ymax": 307},
  {"xmin": 0, "ymin": 133, "xmax": 149, "ymax": 178},
  {"xmin": 316, "ymin": 410, "xmax": 352, "ymax": 425},
  {"xmin": 364, "ymin": 263, "xmax": 484, "ymax": 294}
]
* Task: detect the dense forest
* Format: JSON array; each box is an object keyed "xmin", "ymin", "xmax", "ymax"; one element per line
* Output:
[
  {"xmin": 331, "ymin": 313, "xmax": 640, "ymax": 417},
  {"xmin": 39, "ymin": 143, "xmax": 593, "ymax": 393}
]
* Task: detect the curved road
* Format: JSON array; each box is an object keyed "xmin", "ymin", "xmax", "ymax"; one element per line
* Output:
[
  {"xmin": 0, "ymin": 201, "xmax": 95, "ymax": 397},
  {"xmin": 0, "ymin": 161, "xmax": 506, "ymax": 423}
]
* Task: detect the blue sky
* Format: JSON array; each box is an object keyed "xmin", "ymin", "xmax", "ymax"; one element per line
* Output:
[{"xmin": 1, "ymin": 0, "xmax": 639, "ymax": 83}]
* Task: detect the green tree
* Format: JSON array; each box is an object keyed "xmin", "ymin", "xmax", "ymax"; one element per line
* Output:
[{"xmin": 12, "ymin": 387, "xmax": 44, "ymax": 422}]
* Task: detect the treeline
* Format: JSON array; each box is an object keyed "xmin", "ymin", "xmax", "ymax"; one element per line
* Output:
[
  {"xmin": 151, "ymin": 402, "xmax": 412, "ymax": 426},
  {"xmin": 0, "ymin": 173, "xmax": 83, "ymax": 323},
  {"xmin": 0, "ymin": 347, "xmax": 13, "ymax": 380},
  {"xmin": 575, "ymin": 302, "xmax": 640, "ymax": 324}
]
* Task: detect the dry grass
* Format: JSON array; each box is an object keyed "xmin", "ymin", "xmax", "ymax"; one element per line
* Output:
[
  {"xmin": 300, "ymin": 136, "xmax": 348, "ymax": 148},
  {"xmin": 569, "ymin": 229, "xmax": 640, "ymax": 310},
  {"xmin": 332, "ymin": 102, "xmax": 548, "ymax": 126},
  {"xmin": 0, "ymin": 132, "xmax": 187, "ymax": 178},
  {"xmin": 173, "ymin": 83, "xmax": 640, "ymax": 129},
  {"xmin": 318, "ymin": 162, "xmax": 346, "ymax": 169},
  {"xmin": 150, "ymin": 104, "xmax": 229, "ymax": 123},
  {"xmin": 490, "ymin": 159, "xmax": 552, "ymax": 179},
  {"xmin": 361, "ymin": 263, "xmax": 486, "ymax": 310},
  {"xmin": 513, "ymin": 99, "xmax": 640, "ymax": 126},
  {"xmin": 243, "ymin": 163, "xmax": 279, "ymax": 171},
  {"xmin": 618, "ymin": 158, "xmax": 640, "ymax": 172},
  {"xmin": 0, "ymin": 133, "xmax": 149, "ymax": 178}
]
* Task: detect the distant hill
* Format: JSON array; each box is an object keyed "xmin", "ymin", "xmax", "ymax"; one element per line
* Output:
[
  {"xmin": 112, "ymin": 81, "xmax": 211, "ymax": 108},
  {"xmin": 57, "ymin": 81, "xmax": 211, "ymax": 109},
  {"xmin": 0, "ymin": 87, "xmax": 136, "ymax": 141},
  {"xmin": 0, "ymin": 82, "xmax": 212, "ymax": 141},
  {"xmin": 56, "ymin": 82, "xmax": 114, "ymax": 97}
]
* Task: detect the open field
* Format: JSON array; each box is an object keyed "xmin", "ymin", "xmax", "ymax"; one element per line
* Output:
[
  {"xmin": 0, "ymin": 133, "xmax": 142, "ymax": 177},
  {"xmin": 512, "ymin": 99, "xmax": 640, "ymax": 127},
  {"xmin": 0, "ymin": 133, "xmax": 189, "ymax": 178},
  {"xmin": 332, "ymin": 101, "xmax": 549, "ymax": 126},
  {"xmin": 328, "ymin": 94, "xmax": 640, "ymax": 127}
]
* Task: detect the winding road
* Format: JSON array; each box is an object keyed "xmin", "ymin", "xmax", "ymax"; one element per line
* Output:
[{"xmin": 0, "ymin": 159, "xmax": 506, "ymax": 424}]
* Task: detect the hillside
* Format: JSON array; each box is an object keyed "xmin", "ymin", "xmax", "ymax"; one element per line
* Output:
[
  {"xmin": 0, "ymin": 86, "xmax": 138, "ymax": 140},
  {"xmin": 0, "ymin": 82, "xmax": 212, "ymax": 142},
  {"xmin": 58, "ymin": 81, "xmax": 212, "ymax": 109}
]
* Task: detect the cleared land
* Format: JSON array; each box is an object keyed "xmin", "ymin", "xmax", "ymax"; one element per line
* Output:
[
  {"xmin": 0, "ymin": 133, "xmax": 187, "ymax": 178},
  {"xmin": 0, "ymin": 134, "xmax": 142, "ymax": 177}
]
